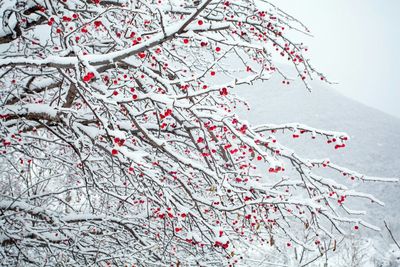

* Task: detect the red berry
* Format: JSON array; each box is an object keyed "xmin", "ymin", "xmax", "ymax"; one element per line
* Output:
[
  {"xmin": 219, "ymin": 87, "xmax": 228, "ymax": 96},
  {"xmin": 83, "ymin": 72, "xmax": 95, "ymax": 82},
  {"xmin": 94, "ymin": 20, "xmax": 102, "ymax": 28}
]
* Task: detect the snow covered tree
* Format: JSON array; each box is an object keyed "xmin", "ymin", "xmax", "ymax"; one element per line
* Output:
[{"xmin": 0, "ymin": 0, "xmax": 397, "ymax": 266}]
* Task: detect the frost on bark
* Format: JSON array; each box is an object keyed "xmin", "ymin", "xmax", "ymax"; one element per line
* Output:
[{"xmin": 0, "ymin": 0, "xmax": 397, "ymax": 266}]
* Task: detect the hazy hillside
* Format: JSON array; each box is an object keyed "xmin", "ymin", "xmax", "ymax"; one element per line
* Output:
[{"xmin": 235, "ymin": 76, "xmax": 400, "ymax": 241}]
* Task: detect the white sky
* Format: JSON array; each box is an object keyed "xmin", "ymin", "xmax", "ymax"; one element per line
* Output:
[{"xmin": 268, "ymin": 0, "xmax": 400, "ymax": 118}]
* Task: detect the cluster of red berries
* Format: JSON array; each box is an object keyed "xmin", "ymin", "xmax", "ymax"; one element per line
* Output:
[{"xmin": 83, "ymin": 72, "xmax": 95, "ymax": 82}]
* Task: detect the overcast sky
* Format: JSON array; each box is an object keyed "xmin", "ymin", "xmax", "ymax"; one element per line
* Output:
[{"xmin": 268, "ymin": 0, "xmax": 400, "ymax": 118}]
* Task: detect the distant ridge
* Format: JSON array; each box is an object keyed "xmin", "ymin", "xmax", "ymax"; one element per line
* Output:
[{"xmin": 235, "ymin": 77, "xmax": 400, "ymax": 237}]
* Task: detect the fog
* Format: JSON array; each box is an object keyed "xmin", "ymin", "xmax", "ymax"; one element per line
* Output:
[{"xmin": 269, "ymin": 0, "xmax": 400, "ymax": 118}]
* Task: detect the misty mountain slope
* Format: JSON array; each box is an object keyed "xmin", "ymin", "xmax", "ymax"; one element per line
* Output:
[{"xmin": 234, "ymin": 77, "xmax": 400, "ymax": 237}]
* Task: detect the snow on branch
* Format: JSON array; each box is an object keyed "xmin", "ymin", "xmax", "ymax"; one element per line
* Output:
[{"xmin": 0, "ymin": 0, "xmax": 397, "ymax": 266}]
